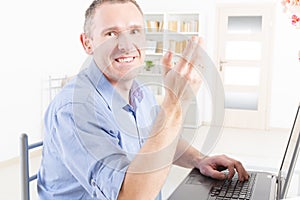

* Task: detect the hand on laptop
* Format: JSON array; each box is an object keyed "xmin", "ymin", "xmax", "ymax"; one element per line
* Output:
[{"xmin": 196, "ymin": 154, "xmax": 250, "ymax": 182}]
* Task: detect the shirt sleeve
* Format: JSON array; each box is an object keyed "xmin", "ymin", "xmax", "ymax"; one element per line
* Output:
[{"xmin": 52, "ymin": 102, "xmax": 130, "ymax": 199}]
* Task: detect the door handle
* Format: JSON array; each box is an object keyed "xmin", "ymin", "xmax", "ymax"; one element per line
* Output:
[{"xmin": 219, "ymin": 60, "xmax": 227, "ymax": 72}]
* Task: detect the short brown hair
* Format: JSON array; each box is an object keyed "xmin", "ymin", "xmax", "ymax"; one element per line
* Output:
[{"xmin": 83, "ymin": 0, "xmax": 144, "ymax": 38}]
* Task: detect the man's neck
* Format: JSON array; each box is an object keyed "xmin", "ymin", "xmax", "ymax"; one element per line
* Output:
[{"xmin": 112, "ymin": 79, "xmax": 133, "ymax": 104}]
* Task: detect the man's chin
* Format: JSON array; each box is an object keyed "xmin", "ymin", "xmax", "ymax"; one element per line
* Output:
[
  {"xmin": 119, "ymin": 69, "xmax": 140, "ymax": 81},
  {"xmin": 116, "ymin": 63, "xmax": 142, "ymax": 75}
]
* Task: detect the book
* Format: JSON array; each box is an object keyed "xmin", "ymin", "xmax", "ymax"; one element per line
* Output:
[
  {"xmin": 155, "ymin": 41, "xmax": 163, "ymax": 53},
  {"xmin": 168, "ymin": 21, "xmax": 178, "ymax": 32},
  {"xmin": 146, "ymin": 20, "xmax": 164, "ymax": 32},
  {"xmin": 180, "ymin": 20, "xmax": 199, "ymax": 32}
]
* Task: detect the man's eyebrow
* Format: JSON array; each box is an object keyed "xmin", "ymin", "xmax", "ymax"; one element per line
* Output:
[
  {"xmin": 101, "ymin": 25, "xmax": 144, "ymax": 34},
  {"xmin": 101, "ymin": 26, "xmax": 121, "ymax": 34},
  {"xmin": 129, "ymin": 25, "xmax": 143, "ymax": 29}
]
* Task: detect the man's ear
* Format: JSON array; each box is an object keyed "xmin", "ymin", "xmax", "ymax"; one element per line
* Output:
[{"xmin": 80, "ymin": 33, "xmax": 93, "ymax": 55}]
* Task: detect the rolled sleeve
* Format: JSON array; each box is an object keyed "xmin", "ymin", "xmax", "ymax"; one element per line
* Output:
[
  {"xmin": 90, "ymin": 162, "xmax": 128, "ymax": 199},
  {"xmin": 49, "ymin": 102, "xmax": 130, "ymax": 199}
]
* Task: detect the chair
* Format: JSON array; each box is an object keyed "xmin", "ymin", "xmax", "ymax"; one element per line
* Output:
[
  {"xmin": 48, "ymin": 75, "xmax": 69, "ymax": 101},
  {"xmin": 20, "ymin": 133, "xmax": 43, "ymax": 200}
]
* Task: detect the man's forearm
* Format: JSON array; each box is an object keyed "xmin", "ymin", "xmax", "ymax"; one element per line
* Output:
[
  {"xmin": 173, "ymin": 138, "xmax": 205, "ymax": 168},
  {"xmin": 118, "ymin": 102, "xmax": 184, "ymax": 200}
]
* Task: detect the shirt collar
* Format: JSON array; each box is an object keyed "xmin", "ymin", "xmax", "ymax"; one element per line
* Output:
[
  {"xmin": 129, "ymin": 81, "xmax": 144, "ymax": 112},
  {"xmin": 85, "ymin": 59, "xmax": 144, "ymax": 111}
]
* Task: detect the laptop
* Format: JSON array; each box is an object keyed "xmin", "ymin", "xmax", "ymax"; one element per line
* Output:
[{"xmin": 168, "ymin": 104, "xmax": 300, "ymax": 200}]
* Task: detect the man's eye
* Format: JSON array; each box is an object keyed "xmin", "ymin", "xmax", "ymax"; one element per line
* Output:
[
  {"xmin": 131, "ymin": 29, "xmax": 140, "ymax": 34},
  {"xmin": 106, "ymin": 31, "xmax": 118, "ymax": 37}
]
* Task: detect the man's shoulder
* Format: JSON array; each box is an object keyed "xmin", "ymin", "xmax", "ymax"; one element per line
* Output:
[{"xmin": 47, "ymin": 73, "xmax": 92, "ymax": 110}]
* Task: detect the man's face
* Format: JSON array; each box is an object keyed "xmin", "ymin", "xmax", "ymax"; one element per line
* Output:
[{"xmin": 89, "ymin": 2, "xmax": 146, "ymax": 85}]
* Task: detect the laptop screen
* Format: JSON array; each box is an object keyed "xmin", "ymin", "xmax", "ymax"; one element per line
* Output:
[{"xmin": 279, "ymin": 104, "xmax": 300, "ymax": 198}]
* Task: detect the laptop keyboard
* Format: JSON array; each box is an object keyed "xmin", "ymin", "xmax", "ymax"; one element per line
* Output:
[{"xmin": 208, "ymin": 173, "xmax": 257, "ymax": 200}]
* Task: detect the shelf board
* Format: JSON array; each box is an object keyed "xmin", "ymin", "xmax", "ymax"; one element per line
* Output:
[
  {"xmin": 139, "ymin": 73, "xmax": 162, "ymax": 77},
  {"xmin": 145, "ymin": 52, "xmax": 163, "ymax": 56},
  {"xmin": 183, "ymin": 124, "xmax": 201, "ymax": 129},
  {"xmin": 145, "ymin": 31, "xmax": 164, "ymax": 35}
]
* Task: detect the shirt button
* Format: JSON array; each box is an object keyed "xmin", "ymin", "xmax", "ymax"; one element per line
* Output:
[{"xmin": 91, "ymin": 179, "xmax": 96, "ymax": 187}]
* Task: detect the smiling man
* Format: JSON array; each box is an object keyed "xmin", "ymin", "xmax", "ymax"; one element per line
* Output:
[{"xmin": 37, "ymin": 0, "xmax": 249, "ymax": 199}]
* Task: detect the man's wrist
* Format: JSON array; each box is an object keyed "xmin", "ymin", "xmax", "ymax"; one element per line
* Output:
[
  {"xmin": 192, "ymin": 153, "xmax": 208, "ymax": 168},
  {"xmin": 160, "ymin": 100, "xmax": 183, "ymax": 124}
]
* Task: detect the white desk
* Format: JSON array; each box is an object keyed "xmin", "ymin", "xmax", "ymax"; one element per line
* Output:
[{"xmin": 162, "ymin": 166, "xmax": 190, "ymax": 199}]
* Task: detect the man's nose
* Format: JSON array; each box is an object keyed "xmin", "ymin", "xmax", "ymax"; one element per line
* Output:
[{"xmin": 118, "ymin": 32, "xmax": 134, "ymax": 53}]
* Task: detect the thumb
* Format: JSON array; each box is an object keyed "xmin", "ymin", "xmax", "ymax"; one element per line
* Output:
[
  {"xmin": 207, "ymin": 169, "xmax": 228, "ymax": 180},
  {"xmin": 203, "ymin": 168, "xmax": 228, "ymax": 180},
  {"xmin": 161, "ymin": 51, "xmax": 173, "ymax": 76},
  {"xmin": 200, "ymin": 165, "xmax": 228, "ymax": 180}
]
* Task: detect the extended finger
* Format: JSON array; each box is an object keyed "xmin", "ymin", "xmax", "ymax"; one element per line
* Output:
[
  {"xmin": 176, "ymin": 36, "xmax": 199, "ymax": 73},
  {"xmin": 161, "ymin": 51, "xmax": 173, "ymax": 76},
  {"xmin": 188, "ymin": 39, "xmax": 206, "ymax": 74}
]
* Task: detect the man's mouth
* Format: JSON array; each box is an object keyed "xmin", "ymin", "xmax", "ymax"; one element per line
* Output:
[{"xmin": 115, "ymin": 56, "xmax": 136, "ymax": 63}]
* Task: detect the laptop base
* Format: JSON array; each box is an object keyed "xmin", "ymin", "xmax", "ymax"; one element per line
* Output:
[{"xmin": 167, "ymin": 168, "xmax": 277, "ymax": 200}]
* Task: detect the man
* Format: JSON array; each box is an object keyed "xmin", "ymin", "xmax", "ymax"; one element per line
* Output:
[{"xmin": 37, "ymin": 0, "xmax": 249, "ymax": 199}]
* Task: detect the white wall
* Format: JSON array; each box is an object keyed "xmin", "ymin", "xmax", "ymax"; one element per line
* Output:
[
  {"xmin": 269, "ymin": 2, "xmax": 300, "ymax": 128},
  {"xmin": 0, "ymin": 0, "xmax": 90, "ymax": 161},
  {"xmin": 0, "ymin": 0, "xmax": 299, "ymax": 161}
]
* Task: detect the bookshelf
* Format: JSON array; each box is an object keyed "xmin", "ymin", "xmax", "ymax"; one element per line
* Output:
[
  {"xmin": 142, "ymin": 12, "xmax": 203, "ymax": 73},
  {"xmin": 165, "ymin": 13, "xmax": 201, "ymax": 54},
  {"xmin": 138, "ymin": 12, "xmax": 204, "ymax": 129}
]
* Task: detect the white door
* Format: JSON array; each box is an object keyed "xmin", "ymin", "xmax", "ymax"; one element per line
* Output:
[{"xmin": 216, "ymin": 4, "xmax": 274, "ymax": 129}]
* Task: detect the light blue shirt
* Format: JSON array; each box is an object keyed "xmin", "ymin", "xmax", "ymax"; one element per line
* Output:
[{"xmin": 37, "ymin": 59, "xmax": 161, "ymax": 200}]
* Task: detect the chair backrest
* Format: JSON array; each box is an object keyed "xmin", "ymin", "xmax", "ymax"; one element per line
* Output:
[
  {"xmin": 20, "ymin": 133, "xmax": 43, "ymax": 200},
  {"xmin": 48, "ymin": 75, "xmax": 71, "ymax": 101}
]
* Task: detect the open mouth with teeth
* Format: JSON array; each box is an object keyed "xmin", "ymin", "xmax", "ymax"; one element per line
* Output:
[{"xmin": 115, "ymin": 56, "xmax": 137, "ymax": 63}]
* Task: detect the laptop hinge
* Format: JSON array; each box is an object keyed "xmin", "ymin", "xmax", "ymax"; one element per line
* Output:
[{"xmin": 276, "ymin": 171, "xmax": 282, "ymax": 200}]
